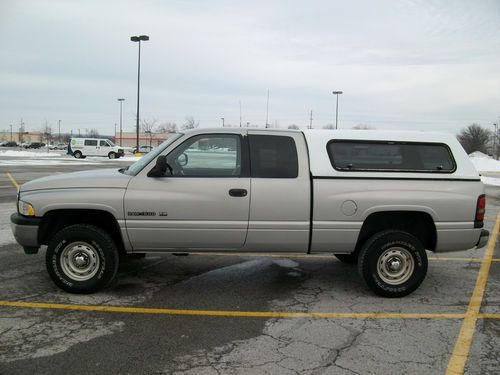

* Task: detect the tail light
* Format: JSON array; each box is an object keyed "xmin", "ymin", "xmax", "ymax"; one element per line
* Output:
[{"xmin": 475, "ymin": 194, "xmax": 486, "ymax": 225}]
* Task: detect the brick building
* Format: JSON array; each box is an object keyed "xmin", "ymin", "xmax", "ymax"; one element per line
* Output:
[{"xmin": 114, "ymin": 132, "xmax": 176, "ymax": 147}]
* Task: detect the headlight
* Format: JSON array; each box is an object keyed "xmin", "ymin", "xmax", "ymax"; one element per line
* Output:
[{"xmin": 18, "ymin": 200, "xmax": 35, "ymax": 216}]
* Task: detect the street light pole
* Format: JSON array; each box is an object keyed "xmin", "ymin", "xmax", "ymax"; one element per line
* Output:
[
  {"xmin": 130, "ymin": 35, "xmax": 149, "ymax": 152},
  {"xmin": 10, "ymin": 124, "xmax": 12, "ymax": 142},
  {"xmin": 117, "ymin": 98, "xmax": 125, "ymax": 146},
  {"xmin": 58, "ymin": 120, "xmax": 61, "ymax": 143},
  {"xmin": 332, "ymin": 91, "xmax": 343, "ymax": 129}
]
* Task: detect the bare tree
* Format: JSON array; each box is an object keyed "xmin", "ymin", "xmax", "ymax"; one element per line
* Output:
[
  {"xmin": 288, "ymin": 124, "xmax": 300, "ymax": 130},
  {"xmin": 141, "ymin": 119, "xmax": 158, "ymax": 148},
  {"xmin": 457, "ymin": 124, "xmax": 491, "ymax": 154},
  {"xmin": 41, "ymin": 121, "xmax": 52, "ymax": 144},
  {"xmin": 181, "ymin": 116, "xmax": 199, "ymax": 130},
  {"xmin": 88, "ymin": 128, "xmax": 100, "ymax": 138},
  {"xmin": 157, "ymin": 122, "xmax": 178, "ymax": 133},
  {"xmin": 352, "ymin": 124, "xmax": 375, "ymax": 130}
]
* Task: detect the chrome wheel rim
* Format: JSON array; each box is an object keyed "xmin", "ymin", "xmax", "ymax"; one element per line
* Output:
[
  {"xmin": 60, "ymin": 242, "xmax": 100, "ymax": 281},
  {"xmin": 377, "ymin": 247, "xmax": 414, "ymax": 285}
]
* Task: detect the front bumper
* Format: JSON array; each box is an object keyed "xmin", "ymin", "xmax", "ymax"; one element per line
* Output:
[
  {"xmin": 476, "ymin": 229, "xmax": 489, "ymax": 249},
  {"xmin": 10, "ymin": 213, "xmax": 41, "ymax": 254}
]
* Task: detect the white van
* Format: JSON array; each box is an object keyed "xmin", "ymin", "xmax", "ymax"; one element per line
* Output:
[{"xmin": 69, "ymin": 138, "xmax": 124, "ymax": 159}]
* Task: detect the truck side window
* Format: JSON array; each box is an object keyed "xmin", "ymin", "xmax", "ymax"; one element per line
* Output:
[
  {"xmin": 167, "ymin": 134, "xmax": 242, "ymax": 177},
  {"xmin": 84, "ymin": 140, "xmax": 98, "ymax": 146},
  {"xmin": 249, "ymin": 135, "xmax": 298, "ymax": 178},
  {"xmin": 327, "ymin": 140, "xmax": 456, "ymax": 173}
]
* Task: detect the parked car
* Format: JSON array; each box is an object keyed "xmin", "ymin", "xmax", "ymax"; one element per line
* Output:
[
  {"xmin": 27, "ymin": 142, "xmax": 44, "ymax": 149},
  {"xmin": 48, "ymin": 143, "xmax": 67, "ymax": 150},
  {"xmin": 1, "ymin": 141, "xmax": 18, "ymax": 147},
  {"xmin": 132, "ymin": 145, "xmax": 154, "ymax": 154},
  {"xmin": 68, "ymin": 138, "xmax": 124, "ymax": 159},
  {"xmin": 20, "ymin": 142, "xmax": 31, "ymax": 148},
  {"xmin": 11, "ymin": 129, "xmax": 488, "ymax": 296}
]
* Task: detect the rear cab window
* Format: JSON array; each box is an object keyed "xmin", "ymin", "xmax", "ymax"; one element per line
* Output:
[
  {"xmin": 249, "ymin": 135, "xmax": 298, "ymax": 178},
  {"xmin": 327, "ymin": 140, "xmax": 456, "ymax": 173}
]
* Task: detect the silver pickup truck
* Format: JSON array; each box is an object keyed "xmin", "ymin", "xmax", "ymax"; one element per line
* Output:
[{"xmin": 10, "ymin": 129, "xmax": 489, "ymax": 297}]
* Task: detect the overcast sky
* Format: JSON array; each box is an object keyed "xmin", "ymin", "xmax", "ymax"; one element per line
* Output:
[{"xmin": 1, "ymin": 0, "xmax": 499, "ymax": 135}]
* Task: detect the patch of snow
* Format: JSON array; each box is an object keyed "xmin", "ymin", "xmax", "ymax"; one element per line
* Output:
[
  {"xmin": 470, "ymin": 157, "xmax": 500, "ymax": 173},
  {"xmin": 469, "ymin": 151, "xmax": 491, "ymax": 159},
  {"xmin": 273, "ymin": 259, "xmax": 299, "ymax": 268},
  {"xmin": 0, "ymin": 150, "xmax": 62, "ymax": 157}
]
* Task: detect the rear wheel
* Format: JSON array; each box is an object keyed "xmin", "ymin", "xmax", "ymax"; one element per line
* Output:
[
  {"xmin": 358, "ymin": 230, "xmax": 427, "ymax": 297},
  {"xmin": 73, "ymin": 151, "xmax": 82, "ymax": 159},
  {"xmin": 46, "ymin": 224, "xmax": 119, "ymax": 293}
]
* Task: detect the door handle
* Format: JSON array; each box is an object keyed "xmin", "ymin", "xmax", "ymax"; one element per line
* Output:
[{"xmin": 229, "ymin": 189, "xmax": 248, "ymax": 197}]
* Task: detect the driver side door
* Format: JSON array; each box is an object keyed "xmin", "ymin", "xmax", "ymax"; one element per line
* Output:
[{"xmin": 124, "ymin": 133, "xmax": 251, "ymax": 251}]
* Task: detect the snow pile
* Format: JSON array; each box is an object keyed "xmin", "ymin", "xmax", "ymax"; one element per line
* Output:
[
  {"xmin": 469, "ymin": 152, "xmax": 500, "ymax": 173},
  {"xmin": 0, "ymin": 150, "xmax": 62, "ymax": 157}
]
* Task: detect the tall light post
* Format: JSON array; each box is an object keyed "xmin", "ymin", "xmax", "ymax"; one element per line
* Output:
[
  {"xmin": 130, "ymin": 35, "xmax": 149, "ymax": 152},
  {"xmin": 332, "ymin": 90, "xmax": 343, "ymax": 129},
  {"xmin": 117, "ymin": 98, "xmax": 125, "ymax": 146},
  {"xmin": 58, "ymin": 120, "xmax": 61, "ymax": 142},
  {"xmin": 10, "ymin": 124, "xmax": 12, "ymax": 142}
]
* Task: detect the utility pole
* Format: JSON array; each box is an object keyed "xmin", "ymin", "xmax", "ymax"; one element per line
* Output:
[
  {"xmin": 332, "ymin": 91, "xmax": 343, "ymax": 129},
  {"xmin": 117, "ymin": 98, "xmax": 125, "ymax": 146},
  {"xmin": 265, "ymin": 89, "xmax": 270, "ymax": 128},
  {"xmin": 239, "ymin": 100, "xmax": 242, "ymax": 128},
  {"xmin": 494, "ymin": 123, "xmax": 498, "ymax": 160},
  {"xmin": 309, "ymin": 110, "xmax": 313, "ymax": 129},
  {"xmin": 10, "ymin": 124, "xmax": 12, "ymax": 142},
  {"xmin": 58, "ymin": 120, "xmax": 61, "ymax": 143}
]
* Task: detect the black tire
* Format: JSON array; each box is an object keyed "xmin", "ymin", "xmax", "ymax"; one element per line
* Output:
[
  {"xmin": 358, "ymin": 230, "xmax": 427, "ymax": 298},
  {"xmin": 46, "ymin": 224, "xmax": 119, "ymax": 294},
  {"xmin": 335, "ymin": 253, "xmax": 358, "ymax": 264},
  {"xmin": 73, "ymin": 151, "xmax": 82, "ymax": 159},
  {"xmin": 108, "ymin": 152, "xmax": 116, "ymax": 159}
]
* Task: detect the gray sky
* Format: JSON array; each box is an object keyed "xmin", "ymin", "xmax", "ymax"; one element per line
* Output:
[{"xmin": 1, "ymin": 0, "xmax": 500, "ymax": 135}]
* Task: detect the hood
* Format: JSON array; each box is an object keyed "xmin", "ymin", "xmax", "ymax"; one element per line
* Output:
[{"xmin": 20, "ymin": 168, "xmax": 132, "ymax": 192}]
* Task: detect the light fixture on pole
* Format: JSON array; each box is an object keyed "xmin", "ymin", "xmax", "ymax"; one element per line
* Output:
[
  {"xmin": 332, "ymin": 90, "xmax": 343, "ymax": 129},
  {"xmin": 130, "ymin": 35, "xmax": 149, "ymax": 152},
  {"xmin": 117, "ymin": 98, "xmax": 125, "ymax": 146},
  {"xmin": 221, "ymin": 117, "xmax": 225, "ymax": 127}
]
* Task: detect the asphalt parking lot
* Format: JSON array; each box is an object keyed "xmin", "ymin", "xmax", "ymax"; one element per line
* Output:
[{"xmin": 0, "ymin": 150, "xmax": 499, "ymax": 374}]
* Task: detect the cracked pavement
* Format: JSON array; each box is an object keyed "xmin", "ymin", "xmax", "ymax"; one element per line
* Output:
[{"xmin": 0, "ymin": 162, "xmax": 499, "ymax": 374}]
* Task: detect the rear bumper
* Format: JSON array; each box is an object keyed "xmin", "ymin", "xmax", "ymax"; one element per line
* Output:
[{"xmin": 10, "ymin": 213, "xmax": 41, "ymax": 254}]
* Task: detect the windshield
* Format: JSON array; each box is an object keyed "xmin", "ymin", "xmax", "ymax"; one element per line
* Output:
[
  {"xmin": 107, "ymin": 140, "xmax": 115, "ymax": 147},
  {"xmin": 123, "ymin": 133, "xmax": 183, "ymax": 176}
]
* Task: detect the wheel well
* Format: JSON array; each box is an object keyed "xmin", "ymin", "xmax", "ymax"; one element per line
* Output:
[
  {"xmin": 355, "ymin": 211, "xmax": 437, "ymax": 253},
  {"xmin": 38, "ymin": 209, "xmax": 126, "ymax": 254}
]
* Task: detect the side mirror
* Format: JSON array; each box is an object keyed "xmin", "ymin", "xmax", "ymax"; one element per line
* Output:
[
  {"xmin": 178, "ymin": 152, "xmax": 189, "ymax": 167},
  {"xmin": 147, "ymin": 155, "xmax": 172, "ymax": 177}
]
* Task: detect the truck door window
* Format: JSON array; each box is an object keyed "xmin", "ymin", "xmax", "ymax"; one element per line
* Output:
[
  {"xmin": 100, "ymin": 140, "xmax": 110, "ymax": 147},
  {"xmin": 167, "ymin": 134, "xmax": 242, "ymax": 177},
  {"xmin": 249, "ymin": 135, "xmax": 298, "ymax": 178}
]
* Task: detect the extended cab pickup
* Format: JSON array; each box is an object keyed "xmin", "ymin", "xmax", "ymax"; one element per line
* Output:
[{"xmin": 11, "ymin": 129, "xmax": 489, "ymax": 297}]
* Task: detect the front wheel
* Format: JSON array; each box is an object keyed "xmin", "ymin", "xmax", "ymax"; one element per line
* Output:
[
  {"xmin": 46, "ymin": 224, "xmax": 119, "ymax": 293},
  {"xmin": 108, "ymin": 152, "xmax": 116, "ymax": 159},
  {"xmin": 358, "ymin": 230, "xmax": 427, "ymax": 298}
]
